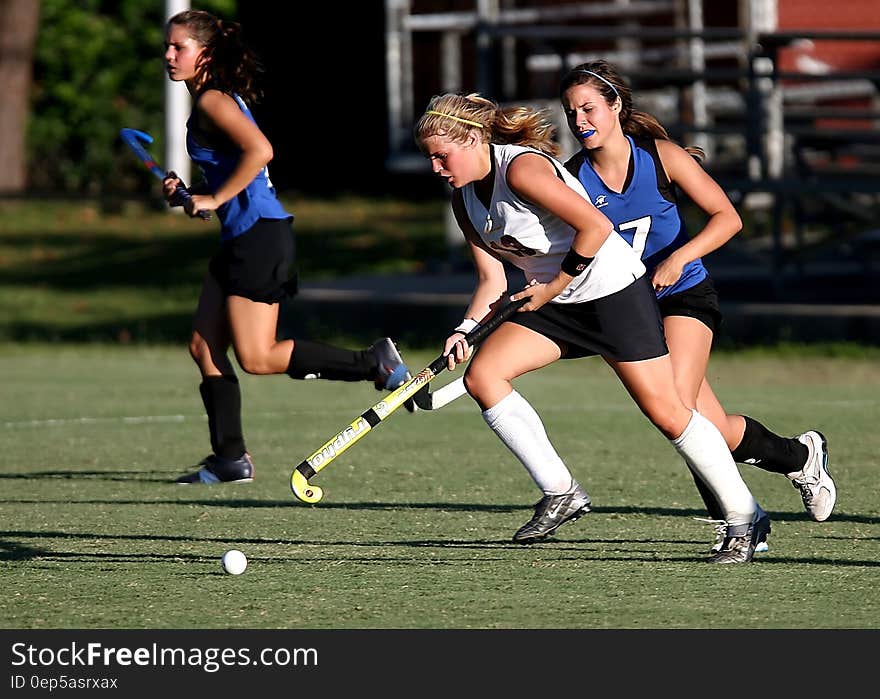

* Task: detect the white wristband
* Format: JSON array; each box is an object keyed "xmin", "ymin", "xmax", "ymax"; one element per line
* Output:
[{"xmin": 454, "ymin": 318, "xmax": 480, "ymax": 335}]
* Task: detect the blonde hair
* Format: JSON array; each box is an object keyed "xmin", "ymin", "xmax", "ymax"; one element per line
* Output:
[{"xmin": 415, "ymin": 93, "xmax": 560, "ymax": 157}]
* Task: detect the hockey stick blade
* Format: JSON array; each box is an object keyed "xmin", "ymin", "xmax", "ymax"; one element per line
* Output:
[
  {"xmin": 290, "ymin": 296, "xmax": 529, "ymax": 503},
  {"xmin": 412, "ymin": 375, "xmax": 468, "ymax": 411},
  {"xmin": 119, "ymin": 128, "xmax": 211, "ymax": 220}
]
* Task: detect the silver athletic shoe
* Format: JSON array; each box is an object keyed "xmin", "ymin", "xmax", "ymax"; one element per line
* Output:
[
  {"xmin": 368, "ymin": 338, "xmax": 416, "ymax": 412},
  {"xmin": 708, "ymin": 508, "xmax": 772, "ymax": 564},
  {"xmin": 512, "ymin": 481, "xmax": 592, "ymax": 544},
  {"xmin": 696, "ymin": 503, "xmax": 769, "ymax": 554},
  {"xmin": 789, "ymin": 431, "xmax": 835, "ymax": 522}
]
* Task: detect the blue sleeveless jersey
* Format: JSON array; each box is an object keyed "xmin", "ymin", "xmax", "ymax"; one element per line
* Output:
[
  {"xmin": 564, "ymin": 136, "xmax": 706, "ymax": 298},
  {"xmin": 187, "ymin": 94, "xmax": 292, "ymax": 240}
]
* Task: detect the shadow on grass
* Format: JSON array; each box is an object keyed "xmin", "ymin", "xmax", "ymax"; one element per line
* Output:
[
  {"xmin": 1, "ymin": 530, "xmax": 877, "ymax": 568},
  {"xmin": 0, "ymin": 470, "xmax": 183, "ymax": 484},
  {"xmin": 3, "ymin": 297, "xmax": 465, "ymax": 346},
  {"xmin": 0, "ymin": 231, "xmax": 211, "ymax": 289},
  {"xmin": 3, "ymin": 469, "xmax": 877, "ymax": 525},
  {"xmin": 0, "ymin": 222, "xmax": 443, "ymax": 290},
  {"xmin": 1, "ymin": 486, "xmax": 877, "ymax": 527},
  {"xmin": 3, "ymin": 316, "xmax": 194, "ymax": 344},
  {"xmin": 0, "ymin": 216, "xmax": 449, "ymax": 344}
]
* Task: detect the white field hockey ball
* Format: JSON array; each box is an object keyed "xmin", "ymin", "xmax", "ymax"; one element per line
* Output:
[{"xmin": 221, "ymin": 549, "xmax": 247, "ymax": 575}]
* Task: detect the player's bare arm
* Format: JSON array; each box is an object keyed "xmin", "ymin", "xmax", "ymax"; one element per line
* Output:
[
  {"xmin": 507, "ymin": 153, "xmax": 612, "ymax": 310},
  {"xmin": 188, "ymin": 89, "xmax": 273, "ymax": 214}
]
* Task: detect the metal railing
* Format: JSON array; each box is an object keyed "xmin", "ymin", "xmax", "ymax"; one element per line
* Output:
[{"xmin": 385, "ymin": 3, "xmax": 880, "ymax": 286}]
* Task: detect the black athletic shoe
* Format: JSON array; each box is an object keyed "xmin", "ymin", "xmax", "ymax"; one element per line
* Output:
[
  {"xmin": 176, "ymin": 453, "xmax": 254, "ymax": 484},
  {"xmin": 513, "ymin": 481, "xmax": 592, "ymax": 543},
  {"xmin": 707, "ymin": 509, "xmax": 771, "ymax": 564}
]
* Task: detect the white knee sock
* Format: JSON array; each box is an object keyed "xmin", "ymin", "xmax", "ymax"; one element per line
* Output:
[
  {"xmin": 672, "ymin": 410, "xmax": 756, "ymax": 526},
  {"xmin": 482, "ymin": 390, "xmax": 573, "ymax": 494}
]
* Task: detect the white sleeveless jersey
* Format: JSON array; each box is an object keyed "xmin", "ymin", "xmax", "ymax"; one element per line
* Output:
[{"xmin": 461, "ymin": 143, "xmax": 646, "ymax": 303}]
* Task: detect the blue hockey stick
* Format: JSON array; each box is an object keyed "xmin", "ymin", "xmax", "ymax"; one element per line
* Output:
[{"xmin": 120, "ymin": 128, "xmax": 211, "ymax": 220}]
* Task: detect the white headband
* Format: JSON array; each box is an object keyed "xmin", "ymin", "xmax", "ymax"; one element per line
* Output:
[{"xmin": 577, "ymin": 70, "xmax": 620, "ymax": 99}]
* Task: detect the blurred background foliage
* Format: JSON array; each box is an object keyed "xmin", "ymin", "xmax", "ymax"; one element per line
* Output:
[{"xmin": 27, "ymin": 0, "xmax": 235, "ymax": 195}]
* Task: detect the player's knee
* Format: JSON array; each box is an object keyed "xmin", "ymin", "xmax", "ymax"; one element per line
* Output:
[
  {"xmin": 463, "ymin": 364, "xmax": 490, "ymax": 401},
  {"xmin": 236, "ymin": 350, "xmax": 272, "ymax": 375},
  {"xmin": 642, "ymin": 398, "xmax": 689, "ymax": 439},
  {"xmin": 188, "ymin": 335, "xmax": 208, "ymax": 364}
]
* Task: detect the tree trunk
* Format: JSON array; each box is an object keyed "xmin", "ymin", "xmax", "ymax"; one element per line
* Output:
[{"xmin": 0, "ymin": 0, "xmax": 40, "ymax": 193}]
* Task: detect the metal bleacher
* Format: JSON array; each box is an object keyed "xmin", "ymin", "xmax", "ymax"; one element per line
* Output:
[{"xmin": 384, "ymin": 0, "xmax": 880, "ymax": 321}]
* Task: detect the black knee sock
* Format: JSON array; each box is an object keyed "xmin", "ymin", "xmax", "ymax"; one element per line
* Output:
[
  {"xmin": 286, "ymin": 339, "xmax": 377, "ymax": 382},
  {"xmin": 199, "ymin": 376, "xmax": 246, "ymax": 459},
  {"xmin": 730, "ymin": 415, "xmax": 808, "ymax": 475},
  {"xmin": 691, "ymin": 469, "xmax": 725, "ymax": 520}
]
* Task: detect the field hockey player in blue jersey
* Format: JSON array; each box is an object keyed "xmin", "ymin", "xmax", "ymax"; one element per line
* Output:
[
  {"xmin": 162, "ymin": 9, "xmax": 412, "ymax": 484},
  {"xmin": 559, "ymin": 60, "xmax": 836, "ymax": 550},
  {"xmin": 416, "ymin": 92, "xmax": 770, "ymax": 563}
]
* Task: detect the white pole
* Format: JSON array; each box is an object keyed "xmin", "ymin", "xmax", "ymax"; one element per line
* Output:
[
  {"xmin": 385, "ymin": 0, "xmax": 405, "ymax": 155},
  {"xmin": 688, "ymin": 0, "xmax": 710, "ymax": 156},
  {"xmin": 165, "ymin": 0, "xmax": 191, "ymax": 194}
]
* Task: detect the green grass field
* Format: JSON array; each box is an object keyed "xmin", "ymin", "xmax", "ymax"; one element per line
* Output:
[{"xmin": 2, "ymin": 344, "xmax": 878, "ymax": 629}]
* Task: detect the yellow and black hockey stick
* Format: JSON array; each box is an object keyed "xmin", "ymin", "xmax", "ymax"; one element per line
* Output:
[{"xmin": 290, "ymin": 297, "xmax": 528, "ymax": 503}]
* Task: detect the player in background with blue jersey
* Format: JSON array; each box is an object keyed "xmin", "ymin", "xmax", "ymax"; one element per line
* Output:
[
  {"xmin": 560, "ymin": 61, "xmax": 836, "ymax": 548},
  {"xmin": 162, "ymin": 9, "xmax": 411, "ymax": 485}
]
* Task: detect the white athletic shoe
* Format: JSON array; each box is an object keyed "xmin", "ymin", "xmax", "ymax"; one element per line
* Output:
[{"xmin": 789, "ymin": 431, "xmax": 836, "ymax": 522}]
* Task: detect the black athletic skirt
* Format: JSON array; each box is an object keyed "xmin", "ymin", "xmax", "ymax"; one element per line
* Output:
[
  {"xmin": 508, "ymin": 275, "xmax": 669, "ymax": 362},
  {"xmin": 657, "ymin": 276, "xmax": 723, "ymax": 334},
  {"xmin": 208, "ymin": 217, "xmax": 297, "ymax": 304}
]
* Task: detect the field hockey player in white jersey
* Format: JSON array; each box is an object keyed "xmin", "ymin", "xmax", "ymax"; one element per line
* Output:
[
  {"xmin": 162, "ymin": 9, "xmax": 412, "ymax": 485},
  {"xmin": 415, "ymin": 92, "xmax": 768, "ymax": 563}
]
